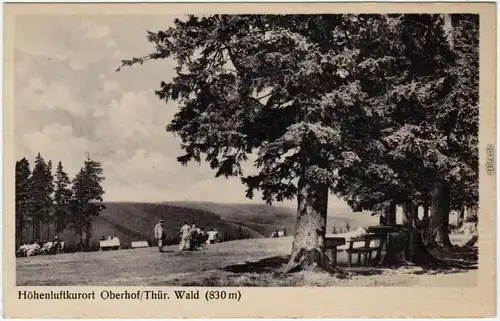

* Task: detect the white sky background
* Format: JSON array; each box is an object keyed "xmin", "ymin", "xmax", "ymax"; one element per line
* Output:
[{"xmin": 14, "ymin": 14, "xmax": 350, "ymax": 209}]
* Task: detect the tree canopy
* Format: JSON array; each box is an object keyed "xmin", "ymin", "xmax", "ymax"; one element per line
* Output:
[{"xmin": 119, "ymin": 14, "xmax": 479, "ymax": 268}]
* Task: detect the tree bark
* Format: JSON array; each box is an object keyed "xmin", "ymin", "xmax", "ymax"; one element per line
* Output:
[
  {"xmin": 402, "ymin": 203, "xmax": 409, "ymax": 226},
  {"xmin": 33, "ymin": 219, "xmax": 40, "ymax": 242},
  {"xmin": 285, "ymin": 150, "xmax": 336, "ymax": 273},
  {"xmin": 427, "ymin": 181, "xmax": 453, "ymax": 248},
  {"xmin": 423, "ymin": 200, "xmax": 429, "ymax": 219},
  {"xmin": 17, "ymin": 223, "xmax": 23, "ymax": 247},
  {"xmin": 84, "ymin": 221, "xmax": 92, "ymax": 251},
  {"xmin": 402, "ymin": 201, "xmax": 420, "ymax": 261},
  {"xmin": 286, "ymin": 175, "xmax": 331, "ymax": 273},
  {"xmin": 385, "ymin": 202, "xmax": 397, "ymax": 226},
  {"xmin": 457, "ymin": 207, "xmax": 465, "ymax": 227},
  {"xmin": 36, "ymin": 219, "xmax": 41, "ymax": 242},
  {"xmin": 32, "ymin": 221, "xmax": 35, "ymax": 242}
]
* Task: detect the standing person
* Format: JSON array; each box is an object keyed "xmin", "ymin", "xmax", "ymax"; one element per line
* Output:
[
  {"xmin": 190, "ymin": 224, "xmax": 199, "ymax": 250},
  {"xmin": 179, "ymin": 222, "xmax": 191, "ymax": 252},
  {"xmin": 207, "ymin": 228, "xmax": 217, "ymax": 244},
  {"xmin": 51, "ymin": 236, "xmax": 61, "ymax": 255},
  {"xmin": 154, "ymin": 220, "xmax": 166, "ymax": 253}
]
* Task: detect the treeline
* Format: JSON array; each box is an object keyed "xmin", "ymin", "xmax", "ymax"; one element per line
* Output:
[{"xmin": 15, "ymin": 153, "xmax": 105, "ymax": 251}]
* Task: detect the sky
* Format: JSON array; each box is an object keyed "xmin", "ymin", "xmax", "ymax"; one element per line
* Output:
[{"xmin": 14, "ymin": 14, "xmax": 350, "ymax": 208}]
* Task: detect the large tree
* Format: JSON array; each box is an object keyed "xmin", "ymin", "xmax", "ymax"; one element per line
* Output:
[
  {"xmin": 44, "ymin": 160, "xmax": 55, "ymax": 240},
  {"xmin": 15, "ymin": 158, "xmax": 32, "ymax": 245},
  {"xmin": 425, "ymin": 14, "xmax": 479, "ymax": 247},
  {"xmin": 71, "ymin": 156, "xmax": 105, "ymax": 251},
  {"xmin": 54, "ymin": 161, "xmax": 73, "ymax": 234},
  {"xmin": 120, "ymin": 13, "xmax": 478, "ymax": 269},
  {"xmin": 119, "ymin": 14, "xmax": 409, "ymax": 271},
  {"xmin": 334, "ymin": 14, "xmax": 478, "ymax": 250},
  {"xmin": 29, "ymin": 153, "xmax": 54, "ymax": 242}
]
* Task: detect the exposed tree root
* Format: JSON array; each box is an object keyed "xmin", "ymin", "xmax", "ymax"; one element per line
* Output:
[
  {"xmin": 285, "ymin": 248, "xmax": 348, "ymax": 278},
  {"xmin": 381, "ymin": 231, "xmax": 442, "ymax": 269}
]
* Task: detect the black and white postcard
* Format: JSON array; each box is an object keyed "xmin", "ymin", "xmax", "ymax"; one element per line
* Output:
[{"xmin": 3, "ymin": 2, "xmax": 497, "ymax": 318}]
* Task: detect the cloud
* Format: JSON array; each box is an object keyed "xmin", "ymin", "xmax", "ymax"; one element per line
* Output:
[
  {"xmin": 18, "ymin": 124, "xmax": 92, "ymax": 175},
  {"xmin": 15, "ymin": 16, "xmax": 117, "ymax": 70},
  {"xmin": 17, "ymin": 77, "xmax": 87, "ymax": 120},
  {"xmin": 103, "ymin": 80, "xmax": 120, "ymax": 93}
]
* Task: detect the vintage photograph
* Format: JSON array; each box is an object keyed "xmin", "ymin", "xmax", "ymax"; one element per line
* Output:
[
  {"xmin": 12, "ymin": 12, "xmax": 483, "ymax": 288},
  {"xmin": 4, "ymin": 2, "xmax": 496, "ymax": 318}
]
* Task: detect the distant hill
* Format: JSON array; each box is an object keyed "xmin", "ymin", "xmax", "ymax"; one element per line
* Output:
[
  {"xmin": 164, "ymin": 201, "xmax": 379, "ymax": 236},
  {"xmin": 24, "ymin": 201, "xmax": 378, "ymax": 251},
  {"xmin": 40, "ymin": 202, "xmax": 260, "ymax": 251},
  {"xmin": 165, "ymin": 201, "xmax": 297, "ymax": 237}
]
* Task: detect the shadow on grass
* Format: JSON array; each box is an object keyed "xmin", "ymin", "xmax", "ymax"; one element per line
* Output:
[
  {"xmin": 222, "ymin": 255, "xmax": 290, "ymax": 274},
  {"xmin": 412, "ymin": 245, "xmax": 478, "ymax": 275},
  {"xmin": 214, "ymin": 244, "xmax": 478, "ymax": 284},
  {"xmin": 344, "ymin": 266, "xmax": 386, "ymax": 276},
  {"xmin": 221, "ymin": 255, "xmax": 386, "ymax": 277}
]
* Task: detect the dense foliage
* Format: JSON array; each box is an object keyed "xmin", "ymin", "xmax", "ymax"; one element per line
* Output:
[
  {"xmin": 15, "ymin": 154, "xmax": 105, "ymax": 250},
  {"xmin": 118, "ymin": 14, "xmax": 478, "ymax": 266}
]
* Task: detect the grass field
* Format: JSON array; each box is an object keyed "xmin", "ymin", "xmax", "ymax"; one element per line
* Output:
[{"xmin": 17, "ymin": 234, "xmax": 477, "ymax": 287}]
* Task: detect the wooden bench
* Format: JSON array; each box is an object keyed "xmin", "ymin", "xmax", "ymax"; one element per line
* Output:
[
  {"xmin": 99, "ymin": 237, "xmax": 121, "ymax": 251},
  {"xmin": 368, "ymin": 225, "xmax": 399, "ymax": 265},
  {"xmin": 131, "ymin": 241, "xmax": 149, "ymax": 249},
  {"xmin": 325, "ymin": 237, "xmax": 346, "ymax": 267},
  {"xmin": 344, "ymin": 233, "xmax": 385, "ymax": 268},
  {"xmin": 326, "ymin": 226, "xmax": 395, "ymax": 268}
]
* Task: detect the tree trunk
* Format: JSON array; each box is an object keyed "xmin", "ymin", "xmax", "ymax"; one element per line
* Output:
[
  {"xmin": 17, "ymin": 226, "xmax": 22, "ymax": 247},
  {"xmin": 381, "ymin": 202, "xmax": 440, "ymax": 268},
  {"xmin": 84, "ymin": 221, "xmax": 92, "ymax": 251},
  {"xmin": 402, "ymin": 201, "xmax": 417, "ymax": 261},
  {"xmin": 36, "ymin": 219, "xmax": 41, "ymax": 242},
  {"xmin": 385, "ymin": 202, "xmax": 397, "ymax": 226},
  {"xmin": 80, "ymin": 210, "xmax": 84, "ymax": 252},
  {"xmin": 32, "ymin": 220, "xmax": 35, "ymax": 242},
  {"xmin": 423, "ymin": 200, "xmax": 429, "ymax": 219},
  {"xmin": 457, "ymin": 207, "xmax": 465, "ymax": 227},
  {"xmin": 17, "ymin": 216, "xmax": 25, "ymax": 245},
  {"xmin": 402, "ymin": 203, "xmax": 409, "ymax": 226},
  {"xmin": 285, "ymin": 157, "xmax": 334, "ymax": 273},
  {"xmin": 38, "ymin": 221, "xmax": 41, "ymax": 241},
  {"xmin": 427, "ymin": 181, "xmax": 453, "ymax": 248},
  {"xmin": 33, "ymin": 219, "xmax": 39, "ymax": 241}
]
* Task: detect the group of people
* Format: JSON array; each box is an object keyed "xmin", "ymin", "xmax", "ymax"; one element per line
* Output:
[
  {"xmin": 16, "ymin": 236, "xmax": 64, "ymax": 257},
  {"xmin": 154, "ymin": 220, "xmax": 219, "ymax": 253},
  {"xmin": 270, "ymin": 229, "xmax": 287, "ymax": 238}
]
